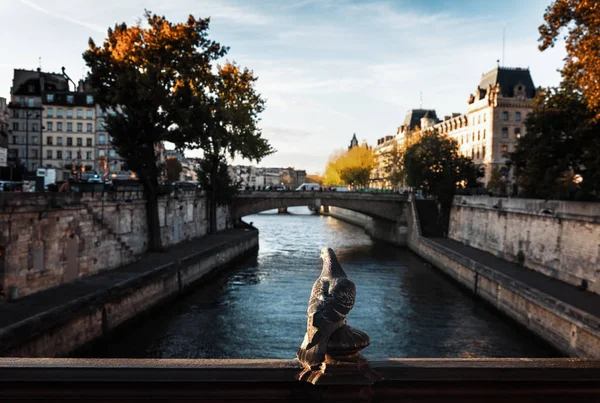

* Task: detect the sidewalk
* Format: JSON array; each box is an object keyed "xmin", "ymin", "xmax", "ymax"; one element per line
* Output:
[
  {"xmin": 430, "ymin": 237, "xmax": 600, "ymax": 319},
  {"xmin": 0, "ymin": 229, "xmax": 257, "ymax": 332}
]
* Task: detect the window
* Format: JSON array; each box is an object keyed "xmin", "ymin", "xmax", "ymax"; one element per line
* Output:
[
  {"xmin": 86, "ymin": 123, "xmax": 93, "ymax": 132},
  {"xmin": 12, "ymin": 122, "xmax": 18, "ymax": 131},
  {"xmin": 77, "ymin": 151, "xmax": 82, "ymax": 159},
  {"xmin": 477, "ymin": 130, "xmax": 480, "ymax": 140},
  {"xmin": 57, "ymin": 108, "xmax": 63, "ymax": 118},
  {"xmin": 18, "ymin": 96, "xmax": 25, "ymax": 105},
  {"xmin": 67, "ymin": 95, "xmax": 74, "ymax": 104},
  {"xmin": 471, "ymin": 149, "xmax": 474, "ymax": 158},
  {"xmin": 502, "ymin": 111, "xmax": 509, "ymax": 121},
  {"xmin": 32, "ymin": 123, "xmax": 38, "ymax": 132},
  {"xmin": 67, "ymin": 123, "xmax": 73, "ymax": 132},
  {"xmin": 32, "ymin": 136, "xmax": 38, "ymax": 144},
  {"xmin": 12, "ymin": 136, "xmax": 18, "ymax": 144},
  {"xmin": 515, "ymin": 127, "xmax": 521, "ymax": 139},
  {"xmin": 477, "ymin": 115, "xmax": 480, "ymax": 124},
  {"xmin": 57, "ymin": 137, "xmax": 63, "ymax": 146},
  {"xmin": 22, "ymin": 123, "xmax": 27, "ymax": 131},
  {"xmin": 47, "ymin": 122, "xmax": 53, "ymax": 131},
  {"xmin": 86, "ymin": 110, "xmax": 93, "ymax": 119},
  {"xmin": 483, "ymin": 129, "xmax": 486, "ymax": 139},
  {"xmin": 57, "ymin": 122, "xmax": 63, "ymax": 132},
  {"xmin": 109, "ymin": 150, "xmax": 116, "ymax": 158},
  {"xmin": 22, "ymin": 136, "xmax": 26, "ymax": 144},
  {"xmin": 66, "ymin": 151, "xmax": 72, "ymax": 159},
  {"xmin": 57, "ymin": 150, "xmax": 62, "ymax": 159},
  {"xmin": 98, "ymin": 149, "xmax": 106, "ymax": 157},
  {"xmin": 28, "ymin": 85, "xmax": 34, "ymax": 93},
  {"xmin": 27, "ymin": 98, "xmax": 34, "ymax": 107},
  {"xmin": 67, "ymin": 137, "xmax": 72, "ymax": 146},
  {"xmin": 476, "ymin": 149, "xmax": 480, "ymax": 159},
  {"xmin": 46, "ymin": 136, "xmax": 53, "ymax": 145},
  {"xmin": 98, "ymin": 122, "xmax": 105, "ymax": 131},
  {"xmin": 99, "ymin": 134, "xmax": 106, "ymax": 145},
  {"xmin": 32, "ymin": 149, "xmax": 38, "ymax": 158},
  {"xmin": 86, "ymin": 138, "xmax": 92, "ymax": 147},
  {"xmin": 47, "ymin": 94, "xmax": 54, "ymax": 102},
  {"xmin": 77, "ymin": 138, "xmax": 82, "ymax": 146},
  {"xmin": 77, "ymin": 109, "xmax": 83, "ymax": 119},
  {"xmin": 67, "ymin": 109, "xmax": 73, "ymax": 119},
  {"xmin": 47, "ymin": 107, "xmax": 53, "ymax": 118},
  {"xmin": 47, "ymin": 150, "xmax": 52, "ymax": 159},
  {"xmin": 482, "ymin": 146, "xmax": 486, "ymax": 158},
  {"xmin": 472, "ymin": 133, "xmax": 474, "ymax": 141},
  {"xmin": 515, "ymin": 112, "xmax": 521, "ymax": 122},
  {"xmin": 77, "ymin": 123, "xmax": 82, "ymax": 132},
  {"xmin": 13, "ymin": 109, "xmax": 19, "ymax": 118},
  {"xmin": 86, "ymin": 151, "xmax": 92, "ymax": 160},
  {"xmin": 483, "ymin": 113, "xmax": 486, "ymax": 122},
  {"xmin": 501, "ymin": 145, "xmax": 508, "ymax": 156},
  {"xmin": 86, "ymin": 95, "xmax": 94, "ymax": 105},
  {"xmin": 502, "ymin": 127, "xmax": 508, "ymax": 138}
]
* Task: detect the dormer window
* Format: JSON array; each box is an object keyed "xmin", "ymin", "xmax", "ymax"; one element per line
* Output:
[
  {"xmin": 28, "ymin": 85, "xmax": 34, "ymax": 93},
  {"xmin": 67, "ymin": 95, "xmax": 74, "ymax": 104},
  {"xmin": 86, "ymin": 95, "xmax": 94, "ymax": 105},
  {"xmin": 47, "ymin": 94, "xmax": 54, "ymax": 102}
]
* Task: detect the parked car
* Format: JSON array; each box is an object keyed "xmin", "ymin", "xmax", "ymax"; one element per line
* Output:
[{"xmin": 330, "ymin": 186, "xmax": 349, "ymax": 192}]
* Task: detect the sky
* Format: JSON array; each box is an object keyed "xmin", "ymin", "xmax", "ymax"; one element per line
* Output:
[{"xmin": 0, "ymin": 0, "xmax": 566, "ymax": 174}]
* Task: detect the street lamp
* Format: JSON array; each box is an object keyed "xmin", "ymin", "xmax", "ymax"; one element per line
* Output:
[{"xmin": 573, "ymin": 174, "xmax": 583, "ymax": 184}]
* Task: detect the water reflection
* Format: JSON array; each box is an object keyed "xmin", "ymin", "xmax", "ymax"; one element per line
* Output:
[{"xmin": 80, "ymin": 206, "xmax": 558, "ymax": 359}]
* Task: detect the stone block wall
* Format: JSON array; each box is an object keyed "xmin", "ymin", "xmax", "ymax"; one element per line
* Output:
[
  {"xmin": 449, "ymin": 196, "xmax": 600, "ymax": 295},
  {"xmin": 0, "ymin": 190, "xmax": 231, "ymax": 299}
]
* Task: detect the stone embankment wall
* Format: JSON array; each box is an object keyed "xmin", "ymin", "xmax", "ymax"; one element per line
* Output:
[
  {"xmin": 1, "ymin": 231, "xmax": 258, "ymax": 357},
  {"xmin": 449, "ymin": 196, "xmax": 600, "ymax": 295},
  {"xmin": 321, "ymin": 206, "xmax": 407, "ymax": 246},
  {"xmin": 0, "ymin": 191, "xmax": 231, "ymax": 299},
  {"xmin": 407, "ymin": 197, "xmax": 600, "ymax": 357}
]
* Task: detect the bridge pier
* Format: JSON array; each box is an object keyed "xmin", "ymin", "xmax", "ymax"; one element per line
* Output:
[
  {"xmin": 277, "ymin": 207, "xmax": 288, "ymax": 214},
  {"xmin": 321, "ymin": 205, "xmax": 330, "ymax": 214}
]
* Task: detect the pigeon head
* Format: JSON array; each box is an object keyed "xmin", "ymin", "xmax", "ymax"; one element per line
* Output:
[{"xmin": 320, "ymin": 247, "xmax": 346, "ymax": 278}]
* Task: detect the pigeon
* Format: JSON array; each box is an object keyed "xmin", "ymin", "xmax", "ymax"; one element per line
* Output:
[{"xmin": 297, "ymin": 247, "xmax": 356, "ymax": 369}]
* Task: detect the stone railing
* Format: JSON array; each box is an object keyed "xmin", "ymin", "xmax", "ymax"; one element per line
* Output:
[{"xmin": 1, "ymin": 358, "xmax": 599, "ymax": 401}]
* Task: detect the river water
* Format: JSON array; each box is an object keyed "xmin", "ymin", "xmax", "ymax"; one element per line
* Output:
[{"xmin": 81, "ymin": 207, "xmax": 558, "ymax": 359}]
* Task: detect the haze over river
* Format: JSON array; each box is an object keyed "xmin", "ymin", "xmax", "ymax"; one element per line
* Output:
[{"xmin": 80, "ymin": 207, "xmax": 558, "ymax": 359}]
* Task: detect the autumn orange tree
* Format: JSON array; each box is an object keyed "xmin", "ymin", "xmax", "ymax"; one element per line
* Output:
[
  {"xmin": 84, "ymin": 11, "xmax": 227, "ymax": 250},
  {"xmin": 539, "ymin": 0, "xmax": 600, "ymax": 118},
  {"xmin": 322, "ymin": 145, "xmax": 376, "ymax": 188}
]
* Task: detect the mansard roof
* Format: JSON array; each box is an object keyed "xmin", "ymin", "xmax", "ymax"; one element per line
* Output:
[
  {"xmin": 478, "ymin": 67, "xmax": 536, "ymax": 98},
  {"xmin": 403, "ymin": 109, "xmax": 438, "ymax": 129}
]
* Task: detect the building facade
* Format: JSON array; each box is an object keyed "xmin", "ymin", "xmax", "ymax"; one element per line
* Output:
[
  {"xmin": 373, "ymin": 66, "xmax": 535, "ymax": 187},
  {"xmin": 0, "ymin": 97, "xmax": 8, "ymax": 168}
]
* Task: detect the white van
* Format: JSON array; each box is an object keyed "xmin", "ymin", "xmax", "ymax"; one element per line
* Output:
[{"xmin": 296, "ymin": 183, "xmax": 320, "ymax": 191}]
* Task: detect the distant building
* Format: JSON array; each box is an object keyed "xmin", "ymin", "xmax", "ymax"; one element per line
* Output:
[
  {"xmin": 373, "ymin": 66, "xmax": 536, "ymax": 187},
  {"xmin": 348, "ymin": 133, "xmax": 359, "ymax": 150},
  {"xmin": 0, "ymin": 97, "xmax": 8, "ymax": 168}
]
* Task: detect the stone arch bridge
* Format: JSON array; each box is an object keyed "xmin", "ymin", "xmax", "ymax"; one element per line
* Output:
[{"xmin": 231, "ymin": 191, "xmax": 410, "ymax": 246}]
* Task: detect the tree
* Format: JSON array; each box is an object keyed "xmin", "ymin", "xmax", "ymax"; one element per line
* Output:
[
  {"xmin": 305, "ymin": 174, "xmax": 323, "ymax": 185},
  {"xmin": 539, "ymin": 0, "xmax": 600, "ymax": 118},
  {"xmin": 165, "ymin": 157, "xmax": 183, "ymax": 183},
  {"xmin": 403, "ymin": 130, "xmax": 482, "ymax": 233},
  {"xmin": 382, "ymin": 143, "xmax": 405, "ymax": 191},
  {"xmin": 172, "ymin": 62, "xmax": 274, "ymax": 233},
  {"xmin": 84, "ymin": 11, "xmax": 227, "ymax": 250},
  {"xmin": 510, "ymin": 84, "xmax": 600, "ymax": 200},
  {"xmin": 486, "ymin": 166, "xmax": 508, "ymax": 197},
  {"xmin": 322, "ymin": 145, "xmax": 376, "ymax": 189}
]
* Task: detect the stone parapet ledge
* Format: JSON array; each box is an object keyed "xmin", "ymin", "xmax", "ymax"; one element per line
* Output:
[
  {"xmin": 453, "ymin": 195, "xmax": 600, "ymax": 223},
  {"xmin": 0, "ymin": 358, "xmax": 599, "ymax": 402}
]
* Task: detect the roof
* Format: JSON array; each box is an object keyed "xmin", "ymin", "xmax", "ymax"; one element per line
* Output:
[
  {"xmin": 403, "ymin": 109, "xmax": 438, "ymax": 129},
  {"xmin": 478, "ymin": 67, "xmax": 536, "ymax": 98},
  {"xmin": 45, "ymin": 92, "xmax": 94, "ymax": 107},
  {"xmin": 11, "ymin": 69, "xmax": 69, "ymax": 96}
]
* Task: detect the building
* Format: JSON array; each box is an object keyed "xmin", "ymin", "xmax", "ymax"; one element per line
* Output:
[
  {"xmin": 42, "ymin": 79, "xmax": 97, "ymax": 179},
  {"xmin": 7, "ymin": 69, "xmax": 68, "ymax": 172},
  {"xmin": 165, "ymin": 150, "xmax": 199, "ymax": 183},
  {"xmin": 348, "ymin": 133, "xmax": 359, "ymax": 150},
  {"xmin": 0, "ymin": 97, "xmax": 8, "ymax": 168},
  {"xmin": 373, "ymin": 66, "xmax": 535, "ymax": 186}
]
